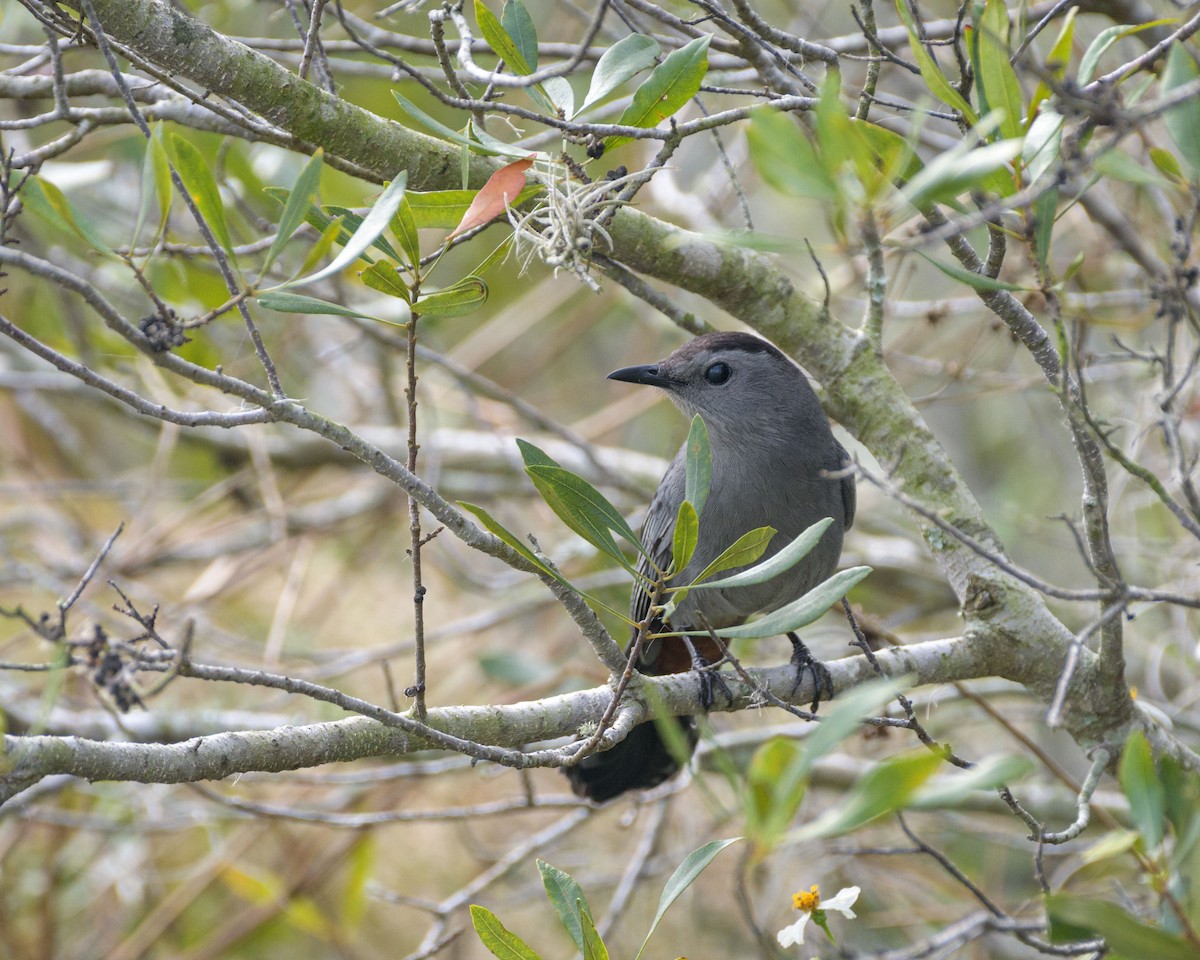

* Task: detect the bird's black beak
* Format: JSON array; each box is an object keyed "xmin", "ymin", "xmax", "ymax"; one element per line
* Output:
[{"xmin": 607, "ymin": 363, "xmax": 677, "ymax": 388}]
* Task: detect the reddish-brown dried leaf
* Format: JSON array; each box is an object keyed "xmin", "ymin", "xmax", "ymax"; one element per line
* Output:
[{"xmin": 448, "ymin": 157, "xmax": 533, "ymax": 239}]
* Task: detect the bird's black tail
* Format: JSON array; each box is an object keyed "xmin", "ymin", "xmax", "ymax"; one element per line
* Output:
[{"xmin": 563, "ymin": 717, "xmax": 698, "ymax": 803}]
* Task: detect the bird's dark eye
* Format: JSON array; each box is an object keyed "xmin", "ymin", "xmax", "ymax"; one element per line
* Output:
[{"xmin": 705, "ymin": 362, "xmax": 731, "ymax": 385}]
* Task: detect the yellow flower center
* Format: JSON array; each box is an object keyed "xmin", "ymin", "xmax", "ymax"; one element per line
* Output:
[{"xmin": 792, "ymin": 884, "xmax": 821, "ymax": 912}]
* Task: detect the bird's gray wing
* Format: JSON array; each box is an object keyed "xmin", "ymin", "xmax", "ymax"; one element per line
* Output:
[
  {"xmin": 835, "ymin": 440, "xmax": 856, "ymax": 529},
  {"xmin": 629, "ymin": 447, "xmax": 686, "ymax": 636}
]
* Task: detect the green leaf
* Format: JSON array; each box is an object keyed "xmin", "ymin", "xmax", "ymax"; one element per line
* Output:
[
  {"xmin": 1022, "ymin": 108, "xmax": 1063, "ymax": 185},
  {"xmin": 537, "ymin": 860, "xmax": 591, "ymax": 953},
  {"xmin": 517, "ymin": 440, "xmax": 644, "ymax": 566},
  {"xmin": 1120, "ymin": 731, "xmax": 1165, "ymax": 851},
  {"xmin": 607, "ymin": 34, "xmax": 711, "ymax": 150},
  {"xmin": 166, "ymin": 133, "xmax": 234, "ymax": 254},
  {"xmin": 1030, "ymin": 6, "xmax": 1076, "ymax": 118},
  {"xmin": 909, "ymin": 754, "xmax": 1033, "ymax": 808},
  {"xmin": 402, "ymin": 186, "xmax": 542, "ymax": 229},
  {"xmin": 894, "ymin": 0, "xmax": 978, "ymax": 124},
  {"xmin": 262, "ymin": 148, "xmax": 324, "ymax": 275},
  {"xmin": 699, "ymin": 565, "xmax": 871, "ymax": 641},
  {"xmin": 1162, "ymin": 43, "xmax": 1200, "ymax": 174},
  {"xmin": 393, "ymin": 92, "xmax": 534, "ymax": 159},
  {"xmin": 389, "ymin": 197, "xmax": 422, "ymax": 269},
  {"xmin": 915, "ymin": 251, "xmax": 1031, "ymax": 291},
  {"xmin": 256, "ymin": 290, "xmax": 393, "ymax": 322},
  {"xmin": 1076, "ymin": 19, "xmax": 1173, "ymax": 86},
  {"xmin": 684, "ymin": 414, "xmax": 711, "ymax": 516},
  {"xmin": 851, "ymin": 117, "xmax": 923, "ymax": 183},
  {"xmin": 579, "ymin": 909, "xmax": 608, "ymax": 960},
  {"xmin": 22, "ymin": 177, "xmax": 115, "ymax": 258},
  {"xmin": 501, "ymin": 0, "xmax": 538, "ymax": 72},
  {"xmin": 133, "ymin": 127, "xmax": 172, "ymax": 247},
  {"xmin": 283, "ymin": 174, "xmax": 408, "ymax": 288},
  {"xmin": 1046, "ymin": 895, "xmax": 1197, "ymax": 960},
  {"xmin": 324, "ymin": 204, "xmax": 402, "ymax": 262},
  {"xmin": 633, "ymin": 839, "xmax": 741, "ymax": 960},
  {"xmin": 746, "ymin": 738, "xmax": 809, "ymax": 852},
  {"xmin": 578, "ymin": 34, "xmax": 661, "ymax": 115},
  {"xmin": 469, "ymin": 904, "xmax": 544, "ymax": 960},
  {"xmin": 745, "ymin": 678, "xmax": 906, "ymax": 851},
  {"xmin": 1033, "ymin": 187, "xmax": 1058, "ymax": 273},
  {"xmin": 360, "ymin": 260, "xmax": 412, "ymax": 302},
  {"xmin": 1150, "ymin": 147, "xmax": 1185, "ymax": 181},
  {"xmin": 687, "ymin": 518, "xmax": 835, "ymax": 592},
  {"xmin": 792, "ymin": 750, "xmax": 945, "ymax": 840},
  {"xmin": 415, "ymin": 276, "xmax": 488, "ymax": 318},
  {"xmin": 297, "ymin": 216, "xmax": 347, "ymax": 278},
  {"xmin": 689, "ymin": 526, "xmax": 777, "ymax": 587},
  {"xmin": 900, "ymin": 136, "xmax": 1022, "ymax": 209},
  {"xmin": 1095, "ymin": 150, "xmax": 1174, "ymax": 188},
  {"xmin": 672, "ymin": 500, "xmax": 699, "ymax": 574},
  {"xmin": 539, "ymin": 77, "xmax": 574, "ymax": 118},
  {"xmin": 458, "ymin": 502, "xmax": 559, "ymax": 579},
  {"xmin": 970, "ymin": 0, "xmax": 1024, "ymax": 141},
  {"xmin": 476, "ymin": 0, "xmax": 532, "ymax": 75},
  {"xmin": 747, "ymin": 108, "xmax": 836, "ymax": 201}
]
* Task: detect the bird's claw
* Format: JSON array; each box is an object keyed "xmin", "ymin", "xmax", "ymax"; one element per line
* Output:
[
  {"xmin": 696, "ymin": 665, "xmax": 735, "ymax": 710},
  {"xmin": 788, "ymin": 632, "xmax": 833, "ymax": 712}
]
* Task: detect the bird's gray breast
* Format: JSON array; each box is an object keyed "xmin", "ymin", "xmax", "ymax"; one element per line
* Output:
[{"xmin": 669, "ymin": 442, "xmax": 846, "ymax": 629}]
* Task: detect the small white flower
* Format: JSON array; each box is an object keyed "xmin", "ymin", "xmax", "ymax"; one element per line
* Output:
[{"xmin": 776, "ymin": 885, "xmax": 860, "ymax": 949}]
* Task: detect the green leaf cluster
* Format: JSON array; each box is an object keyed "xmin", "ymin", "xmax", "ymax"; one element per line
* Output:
[
  {"xmin": 469, "ymin": 841, "xmax": 740, "ymax": 959},
  {"xmin": 1046, "ymin": 732, "xmax": 1200, "ymax": 958},
  {"xmin": 743, "ymin": 678, "xmax": 1029, "ymax": 857}
]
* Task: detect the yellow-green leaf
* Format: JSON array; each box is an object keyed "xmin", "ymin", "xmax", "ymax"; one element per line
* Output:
[{"xmin": 166, "ymin": 133, "xmax": 234, "ymax": 253}]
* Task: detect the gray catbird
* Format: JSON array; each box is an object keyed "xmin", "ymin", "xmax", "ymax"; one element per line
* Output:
[{"xmin": 564, "ymin": 331, "xmax": 856, "ymax": 802}]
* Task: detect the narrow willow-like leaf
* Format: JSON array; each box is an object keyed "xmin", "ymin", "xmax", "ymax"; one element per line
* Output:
[
  {"xmin": 359, "ymin": 260, "xmax": 412, "ymax": 302},
  {"xmin": 578, "ymin": 34, "xmax": 660, "ymax": 115},
  {"xmin": 633, "ymin": 838, "xmax": 741, "ymax": 960},
  {"xmin": 256, "ymin": 290, "xmax": 388, "ymax": 322},
  {"xmin": 475, "ymin": 0, "xmax": 532, "ymax": 74},
  {"xmin": 747, "ymin": 108, "xmax": 836, "ymax": 200},
  {"xmin": 525, "ymin": 464, "xmax": 639, "ymax": 567},
  {"xmin": 469, "ymin": 905, "xmax": 544, "ymax": 960},
  {"xmin": 1046, "ymin": 896, "xmax": 1197, "ymax": 960},
  {"xmin": 687, "ymin": 518, "xmax": 834, "ymax": 591},
  {"xmin": 133, "ymin": 129, "xmax": 172, "ymax": 247},
  {"xmin": 970, "ymin": 0, "xmax": 1023, "ymax": 141},
  {"xmin": 262, "ymin": 148, "xmax": 324, "ymax": 275},
  {"xmin": 910, "ymin": 755, "xmax": 1033, "ymax": 808},
  {"xmin": 915, "ymin": 252, "xmax": 1030, "ymax": 292},
  {"xmin": 166, "ymin": 133, "xmax": 234, "ymax": 253},
  {"xmin": 22, "ymin": 177, "xmax": 115, "ymax": 258},
  {"xmin": 458, "ymin": 502, "xmax": 556, "ymax": 578},
  {"xmin": 606, "ymin": 34, "xmax": 710, "ymax": 150},
  {"xmin": 671, "ymin": 500, "xmax": 699, "ymax": 574},
  {"xmin": 415, "ymin": 276, "xmax": 488, "ymax": 318},
  {"xmin": 393, "ymin": 92, "xmax": 533, "ymax": 158},
  {"xmin": 900, "ymin": 136, "xmax": 1022, "ymax": 209},
  {"xmin": 894, "ymin": 0, "xmax": 978, "ymax": 124},
  {"xmin": 537, "ymin": 860, "xmax": 590, "ymax": 953},
  {"xmin": 1162, "ymin": 43, "xmax": 1200, "ymax": 173},
  {"xmin": 389, "ymin": 197, "xmax": 421, "ymax": 270},
  {"xmin": 1076, "ymin": 20, "xmax": 1172, "ymax": 86},
  {"xmin": 702, "ymin": 565, "xmax": 870, "ymax": 640},
  {"xmin": 791, "ymin": 750, "xmax": 944, "ymax": 840},
  {"xmin": 687, "ymin": 526, "xmax": 775, "ymax": 586},
  {"xmin": 579, "ymin": 910, "xmax": 608, "ymax": 960},
  {"xmin": 683, "ymin": 414, "xmax": 711, "ymax": 516},
  {"xmin": 501, "ymin": 0, "xmax": 538, "ymax": 71},
  {"xmin": 1120, "ymin": 731, "xmax": 1165, "ymax": 851},
  {"xmin": 283, "ymin": 173, "xmax": 407, "ymax": 288}
]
